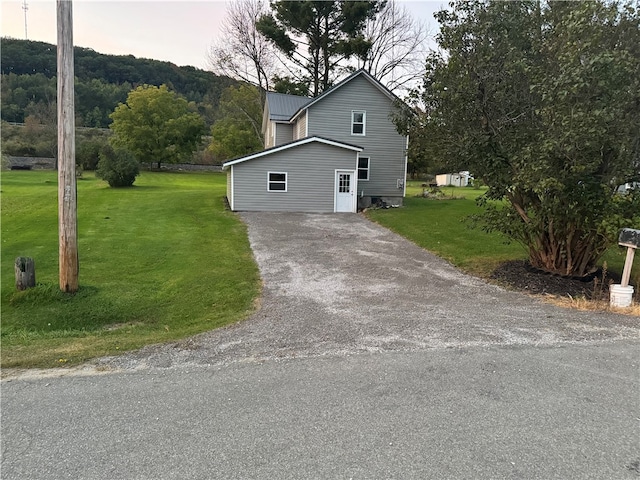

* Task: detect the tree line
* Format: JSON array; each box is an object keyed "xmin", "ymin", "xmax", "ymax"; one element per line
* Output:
[{"xmin": 1, "ymin": 38, "xmax": 236, "ymax": 128}]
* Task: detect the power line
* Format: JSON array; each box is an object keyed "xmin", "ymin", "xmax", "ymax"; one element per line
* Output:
[{"xmin": 22, "ymin": 0, "xmax": 28, "ymax": 39}]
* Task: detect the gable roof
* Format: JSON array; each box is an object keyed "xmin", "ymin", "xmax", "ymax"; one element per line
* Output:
[
  {"xmin": 266, "ymin": 92, "xmax": 312, "ymax": 122},
  {"xmin": 222, "ymin": 136, "xmax": 363, "ymax": 168},
  {"xmin": 289, "ymin": 69, "xmax": 403, "ymax": 123}
]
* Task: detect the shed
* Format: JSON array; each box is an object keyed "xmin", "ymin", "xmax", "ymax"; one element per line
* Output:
[
  {"xmin": 223, "ymin": 136, "xmax": 363, "ymax": 213},
  {"xmin": 436, "ymin": 171, "xmax": 471, "ymax": 187}
]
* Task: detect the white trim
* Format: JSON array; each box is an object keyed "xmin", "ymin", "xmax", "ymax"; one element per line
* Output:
[
  {"xmin": 267, "ymin": 171, "xmax": 288, "ymax": 192},
  {"xmin": 351, "ymin": 110, "xmax": 366, "ymax": 136},
  {"xmin": 305, "ymin": 110, "xmax": 309, "ymax": 137},
  {"xmin": 222, "ymin": 136, "xmax": 363, "ymax": 167},
  {"xmin": 403, "ymin": 135, "xmax": 409, "ymax": 197},
  {"xmin": 272, "ymin": 122, "xmax": 276, "ymax": 147},
  {"xmin": 334, "ymin": 169, "xmax": 357, "ymax": 213},
  {"xmin": 229, "ymin": 166, "xmax": 234, "ymax": 210}
]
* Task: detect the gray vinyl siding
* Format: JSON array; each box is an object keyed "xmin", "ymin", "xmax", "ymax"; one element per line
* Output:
[
  {"xmin": 275, "ymin": 123, "xmax": 293, "ymax": 146},
  {"xmin": 306, "ymin": 75, "xmax": 406, "ymax": 197},
  {"xmin": 230, "ymin": 142, "xmax": 357, "ymax": 212},
  {"xmin": 293, "ymin": 111, "xmax": 307, "ymax": 140}
]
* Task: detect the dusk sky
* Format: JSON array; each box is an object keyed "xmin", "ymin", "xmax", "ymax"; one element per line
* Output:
[{"xmin": 1, "ymin": 1, "xmax": 444, "ymax": 70}]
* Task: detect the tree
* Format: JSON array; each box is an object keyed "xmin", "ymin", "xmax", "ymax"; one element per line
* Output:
[
  {"xmin": 207, "ymin": 0, "xmax": 277, "ymax": 105},
  {"xmin": 356, "ymin": 0, "xmax": 429, "ymax": 91},
  {"xmin": 402, "ymin": 0, "xmax": 640, "ymax": 277},
  {"xmin": 109, "ymin": 85, "xmax": 206, "ymax": 169},
  {"xmin": 96, "ymin": 144, "xmax": 139, "ymax": 187},
  {"xmin": 256, "ymin": 0, "xmax": 382, "ymax": 96},
  {"xmin": 208, "ymin": 84, "xmax": 263, "ymax": 161}
]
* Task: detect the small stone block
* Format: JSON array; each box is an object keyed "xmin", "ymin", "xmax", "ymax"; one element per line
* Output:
[{"xmin": 618, "ymin": 228, "xmax": 640, "ymax": 249}]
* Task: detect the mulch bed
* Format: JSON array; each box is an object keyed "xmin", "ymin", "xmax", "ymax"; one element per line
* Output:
[{"xmin": 490, "ymin": 260, "xmax": 621, "ymax": 300}]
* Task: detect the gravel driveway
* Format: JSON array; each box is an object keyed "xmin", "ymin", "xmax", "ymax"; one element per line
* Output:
[{"xmin": 83, "ymin": 213, "xmax": 638, "ymax": 373}]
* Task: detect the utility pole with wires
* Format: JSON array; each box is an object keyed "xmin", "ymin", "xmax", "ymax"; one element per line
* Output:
[
  {"xmin": 22, "ymin": 0, "xmax": 28, "ymax": 39},
  {"xmin": 57, "ymin": 0, "xmax": 79, "ymax": 293}
]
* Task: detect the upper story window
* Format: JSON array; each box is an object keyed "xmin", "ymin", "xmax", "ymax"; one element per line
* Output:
[
  {"xmin": 267, "ymin": 172, "xmax": 287, "ymax": 192},
  {"xmin": 358, "ymin": 156, "xmax": 370, "ymax": 180},
  {"xmin": 351, "ymin": 110, "xmax": 366, "ymax": 136}
]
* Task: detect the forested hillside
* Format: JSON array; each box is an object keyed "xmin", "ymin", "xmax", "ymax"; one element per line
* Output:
[{"xmin": 1, "ymin": 38, "xmax": 235, "ymax": 128}]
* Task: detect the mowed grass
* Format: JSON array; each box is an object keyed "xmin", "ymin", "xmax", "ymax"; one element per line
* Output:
[
  {"xmin": 1, "ymin": 171, "xmax": 260, "ymax": 368},
  {"xmin": 367, "ymin": 181, "xmax": 636, "ymax": 280}
]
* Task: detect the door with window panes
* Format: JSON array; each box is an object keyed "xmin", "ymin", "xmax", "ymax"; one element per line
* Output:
[{"xmin": 335, "ymin": 170, "xmax": 356, "ymax": 212}]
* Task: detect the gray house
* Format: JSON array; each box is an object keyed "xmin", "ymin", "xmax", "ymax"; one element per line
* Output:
[{"xmin": 223, "ymin": 69, "xmax": 408, "ymax": 213}]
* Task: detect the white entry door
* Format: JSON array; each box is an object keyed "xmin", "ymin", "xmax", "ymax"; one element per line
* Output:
[{"xmin": 335, "ymin": 170, "xmax": 356, "ymax": 212}]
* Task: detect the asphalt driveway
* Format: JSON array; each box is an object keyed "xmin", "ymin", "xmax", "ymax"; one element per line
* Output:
[{"xmin": 87, "ymin": 212, "xmax": 638, "ymax": 372}]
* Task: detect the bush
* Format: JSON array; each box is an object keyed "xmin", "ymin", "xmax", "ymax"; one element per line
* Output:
[
  {"xmin": 76, "ymin": 138, "xmax": 106, "ymax": 171},
  {"xmin": 95, "ymin": 145, "xmax": 139, "ymax": 187}
]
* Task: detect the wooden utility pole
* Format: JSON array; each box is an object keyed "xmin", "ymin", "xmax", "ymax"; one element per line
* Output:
[{"xmin": 57, "ymin": 0, "xmax": 78, "ymax": 293}]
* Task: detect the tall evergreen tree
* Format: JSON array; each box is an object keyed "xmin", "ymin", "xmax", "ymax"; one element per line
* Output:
[{"xmin": 256, "ymin": 0, "xmax": 382, "ymax": 96}]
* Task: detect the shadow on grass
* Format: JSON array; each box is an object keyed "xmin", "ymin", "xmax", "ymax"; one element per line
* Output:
[
  {"xmin": 9, "ymin": 283, "xmax": 99, "ymax": 304},
  {"xmin": 4, "ymin": 283, "xmax": 134, "ymax": 337}
]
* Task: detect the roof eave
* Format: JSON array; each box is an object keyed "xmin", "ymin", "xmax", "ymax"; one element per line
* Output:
[{"xmin": 222, "ymin": 136, "xmax": 363, "ymax": 168}]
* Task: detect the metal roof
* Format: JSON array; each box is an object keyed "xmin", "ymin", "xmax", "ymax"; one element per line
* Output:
[{"xmin": 266, "ymin": 92, "xmax": 312, "ymax": 122}]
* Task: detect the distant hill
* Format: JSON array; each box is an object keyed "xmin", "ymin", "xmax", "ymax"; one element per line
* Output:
[{"xmin": 0, "ymin": 38, "xmax": 236, "ymax": 128}]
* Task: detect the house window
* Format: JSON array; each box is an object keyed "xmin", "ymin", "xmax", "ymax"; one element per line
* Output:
[
  {"xmin": 351, "ymin": 110, "xmax": 366, "ymax": 136},
  {"xmin": 358, "ymin": 156, "xmax": 370, "ymax": 180},
  {"xmin": 267, "ymin": 172, "xmax": 287, "ymax": 192},
  {"xmin": 339, "ymin": 173, "xmax": 351, "ymax": 193}
]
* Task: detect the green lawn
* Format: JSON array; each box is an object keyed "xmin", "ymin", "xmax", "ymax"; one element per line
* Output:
[
  {"xmin": 1, "ymin": 171, "xmax": 260, "ymax": 368},
  {"xmin": 367, "ymin": 181, "xmax": 636, "ymax": 279}
]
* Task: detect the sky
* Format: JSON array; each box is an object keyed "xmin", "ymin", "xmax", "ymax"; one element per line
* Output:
[{"xmin": 1, "ymin": 1, "xmax": 445, "ymax": 70}]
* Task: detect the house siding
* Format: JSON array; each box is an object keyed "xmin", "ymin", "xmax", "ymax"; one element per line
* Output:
[
  {"xmin": 275, "ymin": 123, "xmax": 293, "ymax": 146},
  {"xmin": 262, "ymin": 102, "xmax": 271, "ymax": 148},
  {"xmin": 306, "ymin": 75, "xmax": 406, "ymax": 199},
  {"xmin": 293, "ymin": 111, "xmax": 307, "ymax": 141},
  {"xmin": 264, "ymin": 121, "xmax": 274, "ymax": 148},
  {"xmin": 226, "ymin": 168, "xmax": 233, "ymax": 210},
  {"xmin": 230, "ymin": 142, "xmax": 357, "ymax": 212}
]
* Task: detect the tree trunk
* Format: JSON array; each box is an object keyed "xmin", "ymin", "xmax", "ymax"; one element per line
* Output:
[
  {"xmin": 15, "ymin": 257, "xmax": 36, "ymax": 290},
  {"xmin": 528, "ymin": 229, "xmax": 603, "ymax": 277}
]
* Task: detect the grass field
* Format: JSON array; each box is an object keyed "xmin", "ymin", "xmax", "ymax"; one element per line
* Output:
[
  {"xmin": 1, "ymin": 171, "xmax": 260, "ymax": 368},
  {"xmin": 367, "ymin": 181, "xmax": 636, "ymax": 279}
]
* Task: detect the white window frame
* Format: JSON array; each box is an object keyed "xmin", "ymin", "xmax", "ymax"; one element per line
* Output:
[
  {"xmin": 267, "ymin": 171, "xmax": 288, "ymax": 192},
  {"xmin": 351, "ymin": 110, "xmax": 366, "ymax": 136},
  {"xmin": 357, "ymin": 156, "xmax": 370, "ymax": 181}
]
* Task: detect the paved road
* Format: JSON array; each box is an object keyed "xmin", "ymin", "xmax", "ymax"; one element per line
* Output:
[
  {"xmin": 2, "ymin": 343, "xmax": 639, "ymax": 479},
  {"xmin": 2, "ymin": 213, "xmax": 639, "ymax": 479}
]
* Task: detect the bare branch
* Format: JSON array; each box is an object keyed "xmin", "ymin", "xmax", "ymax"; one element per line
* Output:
[
  {"xmin": 207, "ymin": 0, "xmax": 279, "ymax": 99},
  {"xmin": 358, "ymin": 0, "xmax": 431, "ymax": 91}
]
